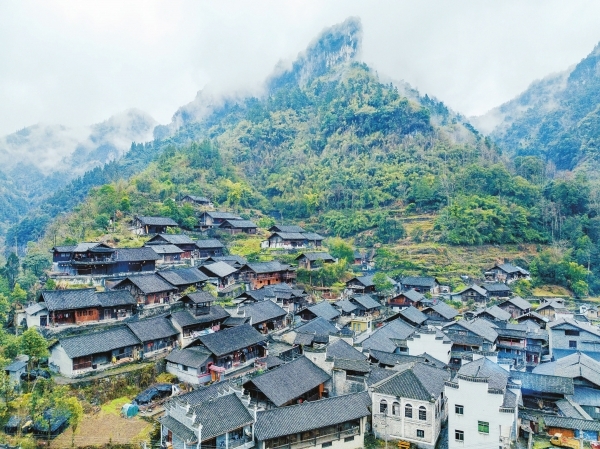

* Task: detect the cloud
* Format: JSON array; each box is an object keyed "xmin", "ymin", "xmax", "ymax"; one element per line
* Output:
[{"xmin": 1, "ymin": 0, "xmax": 600, "ymax": 136}]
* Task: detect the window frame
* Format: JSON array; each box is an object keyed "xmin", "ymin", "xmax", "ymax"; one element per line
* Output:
[
  {"xmin": 455, "ymin": 430, "xmax": 464, "ymax": 441},
  {"xmin": 478, "ymin": 421, "xmax": 489, "ymax": 434},
  {"xmin": 418, "ymin": 406, "xmax": 427, "ymax": 421},
  {"xmin": 569, "ymin": 340, "xmax": 578, "ymax": 348},
  {"xmin": 416, "ymin": 429, "xmax": 425, "ymax": 438},
  {"xmin": 455, "ymin": 404, "xmax": 464, "ymax": 415},
  {"xmin": 405, "ymin": 404, "xmax": 413, "ymax": 418},
  {"xmin": 379, "ymin": 399, "xmax": 388, "ymax": 414}
]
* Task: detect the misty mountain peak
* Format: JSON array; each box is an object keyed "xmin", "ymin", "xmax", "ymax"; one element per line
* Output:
[{"xmin": 267, "ymin": 17, "xmax": 362, "ymax": 91}]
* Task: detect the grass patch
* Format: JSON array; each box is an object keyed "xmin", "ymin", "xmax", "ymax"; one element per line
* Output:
[
  {"xmin": 131, "ymin": 422, "xmax": 155, "ymax": 444},
  {"xmin": 532, "ymin": 285, "xmax": 571, "ymax": 297},
  {"xmin": 101, "ymin": 396, "xmax": 131, "ymax": 416}
]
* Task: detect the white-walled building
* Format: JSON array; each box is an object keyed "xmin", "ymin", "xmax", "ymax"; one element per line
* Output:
[
  {"xmin": 370, "ymin": 362, "xmax": 451, "ymax": 449},
  {"xmin": 445, "ymin": 356, "xmax": 520, "ymax": 449}
]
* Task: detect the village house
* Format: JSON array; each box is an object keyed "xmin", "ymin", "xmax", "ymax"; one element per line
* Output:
[
  {"xmin": 156, "ymin": 267, "xmax": 209, "ymax": 293},
  {"xmin": 347, "ymin": 294, "xmax": 383, "ymax": 316},
  {"xmin": 455, "ymin": 284, "xmax": 488, "ymax": 304},
  {"xmin": 399, "ymin": 276, "xmax": 440, "ymax": 295},
  {"xmin": 494, "ymin": 323, "xmax": 528, "ymax": 368},
  {"xmin": 198, "ymin": 211, "xmax": 242, "ymax": 229},
  {"xmin": 482, "ymin": 282, "xmax": 512, "ymax": 298},
  {"xmin": 145, "ymin": 234, "xmax": 198, "ymax": 259},
  {"xmin": 230, "ymin": 300, "xmax": 289, "ymax": 333},
  {"xmin": 345, "ymin": 275, "xmax": 376, "ymax": 294},
  {"xmin": 236, "ymin": 283, "xmax": 308, "ymax": 312},
  {"xmin": 296, "ymin": 301, "xmax": 340, "ymax": 322},
  {"xmin": 497, "ymin": 296, "xmax": 532, "ymax": 319},
  {"xmin": 181, "ymin": 194, "xmax": 213, "ymax": 208},
  {"xmin": 171, "ymin": 292, "xmax": 230, "ymax": 346},
  {"xmin": 509, "ymin": 370, "xmax": 574, "ymax": 413},
  {"xmin": 516, "ymin": 311, "xmax": 549, "ymax": 328},
  {"xmin": 396, "ymin": 306, "xmax": 429, "ymax": 327},
  {"xmin": 421, "ymin": 301, "xmax": 458, "ymax": 325},
  {"xmin": 218, "ymin": 219, "xmax": 258, "ymax": 235},
  {"xmin": 445, "ymin": 356, "xmax": 520, "ymax": 449},
  {"xmin": 547, "ymin": 318, "xmax": 600, "ymax": 360},
  {"xmin": 49, "ymin": 326, "xmax": 141, "ymax": 377},
  {"xmin": 533, "ymin": 352, "xmax": 600, "ymax": 390},
  {"xmin": 485, "ymin": 262, "xmax": 530, "ymax": 283},
  {"xmin": 443, "ymin": 319, "xmax": 498, "ymax": 369},
  {"xmin": 370, "ymin": 362, "xmax": 451, "ymax": 449},
  {"xmin": 388, "ymin": 289, "xmax": 428, "ymax": 311},
  {"xmin": 148, "ymin": 244, "xmax": 183, "ymax": 264},
  {"xmin": 4, "ymin": 357, "xmax": 28, "ymax": 385},
  {"xmin": 159, "ymin": 383, "xmax": 254, "ymax": 449},
  {"xmin": 268, "ymin": 225, "xmax": 306, "ymax": 233},
  {"xmin": 132, "ymin": 216, "xmax": 178, "ymax": 235},
  {"xmin": 264, "ymin": 232, "xmax": 307, "ymax": 249},
  {"xmin": 360, "ymin": 318, "xmax": 416, "ymax": 354},
  {"xmin": 194, "ymin": 324, "xmax": 267, "ymax": 382},
  {"xmin": 475, "ymin": 305, "xmax": 511, "ymax": 323},
  {"xmin": 522, "ymin": 321, "xmax": 548, "ymax": 367},
  {"xmin": 290, "ymin": 317, "xmax": 341, "ymax": 348},
  {"xmin": 243, "ymin": 356, "xmax": 330, "ymax": 408},
  {"xmin": 33, "ymin": 289, "xmax": 137, "ymax": 327},
  {"xmin": 334, "ymin": 299, "xmax": 358, "ymax": 317},
  {"xmin": 198, "ymin": 261, "xmax": 239, "ymax": 290},
  {"xmin": 204, "ymin": 255, "xmax": 248, "ymax": 269},
  {"xmin": 165, "ymin": 346, "xmax": 214, "ymax": 385},
  {"xmin": 253, "ymin": 392, "xmax": 371, "ymax": 449},
  {"xmin": 295, "ymin": 252, "xmax": 336, "ymax": 270},
  {"xmin": 195, "ymin": 238, "xmax": 226, "ymax": 258},
  {"xmin": 111, "ymin": 273, "xmax": 178, "ymax": 306},
  {"xmin": 127, "ymin": 315, "xmax": 179, "ymax": 358},
  {"xmin": 237, "ymin": 262, "xmax": 296, "ymax": 290},
  {"xmin": 536, "ymin": 298, "xmax": 573, "ymax": 321}
]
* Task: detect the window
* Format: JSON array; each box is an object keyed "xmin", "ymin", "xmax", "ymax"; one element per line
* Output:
[
  {"xmin": 419, "ymin": 406, "xmax": 427, "ymax": 421},
  {"xmin": 569, "ymin": 340, "xmax": 578, "ymax": 348},
  {"xmin": 344, "ymin": 437, "xmax": 355, "ymax": 442},
  {"xmin": 392, "ymin": 402, "xmax": 400, "ymax": 416},
  {"xmin": 455, "ymin": 430, "xmax": 464, "ymax": 441},
  {"xmin": 478, "ymin": 421, "xmax": 489, "ymax": 434},
  {"xmin": 565, "ymin": 330, "xmax": 580, "ymax": 336},
  {"xmin": 379, "ymin": 399, "xmax": 388, "ymax": 414},
  {"xmin": 595, "ymin": 407, "xmax": 600, "ymax": 414},
  {"xmin": 405, "ymin": 404, "xmax": 413, "ymax": 418},
  {"xmin": 455, "ymin": 404, "xmax": 464, "ymax": 415},
  {"xmin": 181, "ymin": 365, "xmax": 188, "ymax": 372},
  {"xmin": 416, "ymin": 430, "xmax": 424, "ymax": 438},
  {"xmin": 322, "ymin": 443, "xmax": 332, "ymax": 448}
]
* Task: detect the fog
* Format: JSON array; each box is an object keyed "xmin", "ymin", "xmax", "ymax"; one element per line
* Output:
[{"xmin": 1, "ymin": 0, "xmax": 600, "ymax": 136}]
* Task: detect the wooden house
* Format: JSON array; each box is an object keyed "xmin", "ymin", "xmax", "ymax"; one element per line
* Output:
[
  {"xmin": 181, "ymin": 195, "xmax": 213, "ymax": 207},
  {"xmin": 194, "ymin": 239, "xmax": 225, "ymax": 258},
  {"xmin": 345, "ymin": 275, "xmax": 376, "ymax": 294},
  {"xmin": 348, "ymin": 294, "xmax": 383, "ymax": 316},
  {"xmin": 198, "ymin": 211, "xmax": 242, "ymax": 229},
  {"xmin": 421, "ymin": 301, "xmax": 458, "ymax": 324},
  {"xmin": 399, "ymin": 276, "xmax": 440, "ymax": 295},
  {"xmin": 218, "ymin": 219, "xmax": 258, "ymax": 234},
  {"xmin": 485, "ymin": 262, "xmax": 530, "ymax": 283},
  {"xmin": 145, "ymin": 234, "xmax": 197, "ymax": 259},
  {"xmin": 295, "ymin": 252, "xmax": 336, "ymax": 270},
  {"xmin": 268, "ymin": 225, "xmax": 306, "ymax": 233},
  {"xmin": 482, "ymin": 282, "xmax": 512, "ymax": 298},
  {"xmin": 231, "ymin": 300, "xmax": 288, "ymax": 333},
  {"xmin": 127, "ymin": 316, "xmax": 179, "ymax": 358},
  {"xmin": 111, "ymin": 273, "xmax": 177, "ymax": 306},
  {"xmin": 156, "ymin": 267, "xmax": 209, "ymax": 293},
  {"xmin": 172, "ymin": 292, "xmax": 230, "ymax": 345},
  {"xmin": 388, "ymin": 288, "xmax": 427, "ymax": 311},
  {"xmin": 265, "ymin": 232, "xmax": 308, "ymax": 249},
  {"xmin": 198, "ymin": 261, "xmax": 239, "ymax": 290},
  {"xmin": 455, "ymin": 284, "xmax": 488, "ymax": 304},
  {"xmin": 147, "ymin": 244, "xmax": 183, "ymax": 264},
  {"xmin": 237, "ymin": 262, "xmax": 296, "ymax": 290},
  {"xmin": 497, "ymin": 296, "xmax": 532, "ymax": 319},
  {"xmin": 536, "ymin": 299, "xmax": 571, "ymax": 321},
  {"xmin": 132, "ymin": 216, "xmax": 178, "ymax": 235}
]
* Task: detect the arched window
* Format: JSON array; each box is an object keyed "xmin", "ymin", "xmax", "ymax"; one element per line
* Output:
[
  {"xmin": 419, "ymin": 406, "xmax": 427, "ymax": 421},
  {"xmin": 405, "ymin": 404, "xmax": 413, "ymax": 418},
  {"xmin": 392, "ymin": 402, "xmax": 400, "ymax": 415},
  {"xmin": 379, "ymin": 399, "xmax": 388, "ymax": 414}
]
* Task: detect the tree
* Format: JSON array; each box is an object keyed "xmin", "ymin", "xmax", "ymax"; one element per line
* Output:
[
  {"xmin": 373, "ymin": 272, "xmax": 394, "ymax": 293},
  {"xmin": 64, "ymin": 396, "xmax": 83, "ymax": 447},
  {"xmin": 327, "ymin": 237, "xmax": 354, "ymax": 263},
  {"xmin": 20, "ymin": 328, "xmax": 49, "ymax": 368},
  {"xmin": 21, "ymin": 252, "xmax": 51, "ymax": 277},
  {"xmin": 3, "ymin": 253, "xmax": 20, "ymax": 290},
  {"xmin": 10, "ymin": 283, "xmax": 27, "ymax": 305}
]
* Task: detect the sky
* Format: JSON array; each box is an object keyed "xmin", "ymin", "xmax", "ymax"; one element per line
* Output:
[{"xmin": 1, "ymin": 0, "xmax": 600, "ymax": 136}]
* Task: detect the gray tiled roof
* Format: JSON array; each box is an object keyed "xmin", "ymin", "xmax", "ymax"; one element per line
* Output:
[
  {"xmin": 361, "ymin": 319, "xmax": 415, "ymax": 353},
  {"xmin": 200, "ymin": 261, "xmax": 238, "ymax": 278},
  {"xmin": 367, "ymin": 367, "xmax": 397, "ymax": 385},
  {"xmin": 533, "ymin": 352, "xmax": 600, "ymax": 387},
  {"xmin": 423, "ymin": 301, "xmax": 458, "ymax": 320},
  {"xmin": 58, "ymin": 326, "xmax": 140, "ymax": 358},
  {"xmin": 457, "ymin": 284, "xmax": 488, "ymax": 296},
  {"xmin": 269, "ymin": 225, "xmax": 306, "ymax": 233},
  {"xmin": 5, "ymin": 360, "xmax": 27, "ymax": 372},
  {"xmin": 115, "ymin": 273, "xmax": 177, "ymax": 294},
  {"xmin": 369, "ymin": 349, "xmax": 426, "ymax": 366},
  {"xmin": 294, "ymin": 333, "xmax": 315, "ymax": 346},
  {"xmin": 146, "ymin": 244, "xmax": 183, "ymax": 255},
  {"xmin": 351, "ymin": 294, "xmax": 381, "ymax": 310},
  {"xmin": 198, "ymin": 324, "xmax": 266, "ymax": 357},
  {"xmin": 296, "ymin": 252, "xmax": 335, "ymax": 262},
  {"xmin": 398, "ymin": 289, "xmax": 425, "ymax": 303},
  {"xmin": 573, "ymin": 386, "xmax": 600, "ymax": 406},
  {"xmin": 509, "ymin": 370, "xmax": 574, "ymax": 395},
  {"xmin": 41, "ymin": 288, "xmax": 98, "ymax": 311},
  {"xmin": 204, "ymin": 255, "xmax": 247, "ymax": 267},
  {"xmin": 326, "ymin": 339, "xmax": 366, "ymax": 361},
  {"xmin": 96, "ymin": 290, "xmax": 137, "ymax": 307},
  {"xmin": 254, "ymin": 392, "xmax": 371, "ymax": 441},
  {"xmin": 372, "ymin": 362, "xmax": 450, "ymax": 400},
  {"xmin": 180, "ymin": 291, "xmax": 217, "ymax": 304},
  {"xmin": 479, "ymin": 305, "xmax": 511, "ymax": 321},
  {"xmin": 548, "ymin": 318, "xmax": 600, "ymax": 337},
  {"xmin": 166, "ymin": 347, "xmax": 212, "ymax": 368},
  {"xmin": 203, "ymin": 211, "xmax": 242, "ymax": 220},
  {"xmin": 333, "ymin": 358, "xmax": 371, "ymax": 373},
  {"xmin": 183, "ymin": 195, "xmax": 210, "ymax": 202},
  {"xmin": 401, "ymin": 276, "xmax": 437, "ymax": 287},
  {"xmin": 482, "ymin": 283, "xmax": 512, "ymax": 292},
  {"xmin": 247, "ymin": 356, "xmax": 330, "ymax": 406},
  {"xmin": 170, "ymin": 306, "xmax": 230, "ymax": 328},
  {"xmin": 334, "ymin": 299, "xmax": 358, "ymax": 313},
  {"xmin": 194, "ymin": 239, "xmax": 225, "ymax": 249},
  {"xmin": 158, "ymin": 415, "xmax": 197, "ymax": 444},
  {"xmin": 238, "ymin": 300, "xmax": 287, "ymax": 325},
  {"xmin": 242, "ymin": 261, "xmax": 292, "ymax": 274},
  {"xmin": 147, "ymin": 234, "xmax": 195, "ymax": 245},
  {"xmin": 137, "ymin": 216, "xmax": 178, "ymax": 226},
  {"xmin": 445, "ymin": 318, "xmax": 498, "ymax": 343},
  {"xmin": 53, "ymin": 245, "xmax": 76, "ymax": 253},
  {"xmin": 264, "ymin": 355, "xmax": 284, "ymax": 369},
  {"xmin": 543, "ymin": 416, "xmax": 600, "ymax": 432},
  {"xmin": 269, "ymin": 232, "xmax": 306, "ymax": 240},
  {"xmin": 307, "ymin": 301, "xmax": 340, "ymax": 321},
  {"xmin": 501, "ymin": 296, "xmax": 532, "ymax": 310},
  {"xmin": 127, "ymin": 316, "xmax": 179, "ymax": 342},
  {"xmin": 457, "ymin": 357, "xmax": 509, "ymax": 390},
  {"xmin": 399, "ymin": 306, "xmax": 428, "ymax": 325},
  {"xmin": 347, "ymin": 275, "xmax": 375, "ymax": 288},
  {"xmin": 302, "ymin": 232, "xmax": 324, "ymax": 241},
  {"xmin": 295, "ymin": 317, "xmax": 338, "ymax": 337},
  {"xmin": 190, "ymin": 393, "xmax": 254, "ymax": 442},
  {"xmin": 219, "ymin": 219, "xmax": 257, "ymax": 229},
  {"xmin": 114, "ymin": 247, "xmax": 160, "ymax": 262},
  {"xmin": 556, "ymin": 398, "xmax": 591, "ymax": 419},
  {"xmin": 157, "ymin": 268, "xmax": 209, "ymax": 286}
]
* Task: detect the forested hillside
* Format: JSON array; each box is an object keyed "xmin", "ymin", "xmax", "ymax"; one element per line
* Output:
[{"xmin": 10, "ymin": 18, "xmax": 600, "ymax": 297}]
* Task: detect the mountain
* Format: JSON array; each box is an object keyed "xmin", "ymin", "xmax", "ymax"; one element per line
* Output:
[
  {"xmin": 472, "ymin": 42, "xmax": 600, "ymax": 173},
  {"xmin": 0, "ymin": 109, "xmax": 156, "ymax": 232}
]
